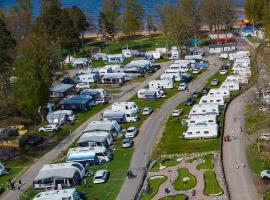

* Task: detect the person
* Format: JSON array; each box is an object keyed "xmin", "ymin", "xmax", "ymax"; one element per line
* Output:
[
  {"xmin": 241, "ymin": 161, "xmax": 246, "ymax": 168},
  {"xmin": 235, "ymin": 162, "xmax": 239, "ymax": 169}
]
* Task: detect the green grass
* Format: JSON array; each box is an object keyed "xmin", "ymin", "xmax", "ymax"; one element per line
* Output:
[
  {"xmin": 203, "ymin": 171, "xmax": 223, "ymax": 196},
  {"xmin": 91, "ymin": 60, "xmax": 106, "ymax": 68},
  {"xmin": 173, "ymin": 168, "xmax": 196, "ymax": 191},
  {"xmin": 264, "ymin": 190, "xmax": 270, "ymax": 200},
  {"xmin": 248, "ymin": 37, "xmax": 261, "ymax": 44},
  {"xmin": 159, "ymin": 194, "xmax": 188, "ymax": 200},
  {"xmin": 196, "ymin": 154, "xmax": 214, "ymax": 170},
  {"xmin": 150, "ymin": 158, "xmax": 179, "ymax": 172},
  {"xmin": 140, "ymin": 176, "xmax": 167, "ymax": 200}
]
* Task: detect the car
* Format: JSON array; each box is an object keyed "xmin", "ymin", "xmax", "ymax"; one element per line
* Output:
[
  {"xmin": 202, "ymin": 87, "xmax": 210, "ymax": 94},
  {"xmin": 172, "ymin": 109, "xmax": 183, "ymax": 117},
  {"xmin": 181, "ymin": 76, "xmax": 194, "ymax": 83},
  {"xmin": 185, "ymin": 97, "xmax": 195, "ymax": 106},
  {"xmin": 125, "ymin": 127, "xmax": 138, "ymax": 138},
  {"xmin": 211, "ymin": 79, "xmax": 220, "ymax": 86},
  {"xmin": 93, "ymin": 170, "xmax": 109, "ymax": 184},
  {"xmin": 220, "ymin": 70, "xmax": 227, "ymax": 75},
  {"xmin": 192, "ymin": 91, "xmax": 202, "ymax": 99},
  {"xmin": 38, "ymin": 124, "xmax": 60, "ymax": 132},
  {"xmin": 122, "ymin": 138, "xmax": 133, "ymax": 148},
  {"xmin": 178, "ymin": 83, "xmax": 187, "ymax": 91},
  {"xmin": 192, "ymin": 69, "xmax": 200, "ymax": 74},
  {"xmin": 26, "ymin": 136, "xmax": 45, "ymax": 146},
  {"xmin": 142, "ymin": 107, "xmax": 153, "ymax": 115},
  {"xmin": 259, "ymin": 133, "xmax": 270, "ymax": 141},
  {"xmin": 76, "ymin": 82, "xmax": 90, "ymax": 89},
  {"xmin": 61, "ymin": 77, "xmax": 74, "ymax": 84},
  {"xmin": 261, "ymin": 169, "xmax": 270, "ymax": 179}
]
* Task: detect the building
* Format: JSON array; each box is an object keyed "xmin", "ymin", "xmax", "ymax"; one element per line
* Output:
[{"xmin": 50, "ymin": 84, "xmax": 74, "ymax": 98}]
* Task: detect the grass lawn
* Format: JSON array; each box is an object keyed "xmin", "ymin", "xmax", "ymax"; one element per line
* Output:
[
  {"xmin": 173, "ymin": 168, "xmax": 196, "ymax": 191},
  {"xmin": 140, "ymin": 176, "xmax": 167, "ymax": 200},
  {"xmin": 196, "ymin": 154, "xmax": 214, "ymax": 170},
  {"xmin": 264, "ymin": 190, "xmax": 270, "ymax": 200},
  {"xmin": 248, "ymin": 37, "xmax": 261, "ymax": 44},
  {"xmin": 203, "ymin": 171, "xmax": 223, "ymax": 196},
  {"xmin": 150, "ymin": 158, "xmax": 179, "ymax": 172},
  {"xmin": 159, "ymin": 194, "xmax": 188, "ymax": 200}
]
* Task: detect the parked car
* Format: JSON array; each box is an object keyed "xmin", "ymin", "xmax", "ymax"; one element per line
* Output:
[
  {"xmin": 181, "ymin": 76, "xmax": 194, "ymax": 83},
  {"xmin": 76, "ymin": 83, "xmax": 90, "ymax": 89},
  {"xmin": 220, "ymin": 70, "xmax": 227, "ymax": 75},
  {"xmin": 202, "ymin": 87, "xmax": 210, "ymax": 94},
  {"xmin": 61, "ymin": 77, "xmax": 74, "ymax": 84},
  {"xmin": 192, "ymin": 91, "xmax": 202, "ymax": 99},
  {"xmin": 152, "ymin": 64, "xmax": 161, "ymax": 71},
  {"xmin": 122, "ymin": 138, "xmax": 133, "ymax": 148},
  {"xmin": 142, "ymin": 107, "xmax": 153, "ymax": 115},
  {"xmin": 172, "ymin": 109, "xmax": 183, "ymax": 117},
  {"xmin": 261, "ymin": 169, "xmax": 270, "ymax": 179},
  {"xmin": 125, "ymin": 127, "xmax": 138, "ymax": 138},
  {"xmin": 38, "ymin": 124, "xmax": 60, "ymax": 132},
  {"xmin": 259, "ymin": 133, "xmax": 270, "ymax": 141},
  {"xmin": 211, "ymin": 79, "xmax": 220, "ymax": 86},
  {"xmin": 178, "ymin": 83, "xmax": 187, "ymax": 91},
  {"xmin": 185, "ymin": 97, "xmax": 195, "ymax": 106},
  {"xmin": 192, "ymin": 69, "xmax": 200, "ymax": 74},
  {"xmin": 93, "ymin": 170, "xmax": 109, "ymax": 184},
  {"xmin": 26, "ymin": 136, "xmax": 45, "ymax": 146}
]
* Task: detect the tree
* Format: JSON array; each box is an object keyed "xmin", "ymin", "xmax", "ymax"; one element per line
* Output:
[
  {"xmin": 263, "ymin": 4, "xmax": 270, "ymax": 43},
  {"xmin": 98, "ymin": 0, "xmax": 121, "ymax": 39},
  {"xmin": 244, "ymin": 0, "xmax": 267, "ymax": 23},
  {"xmin": 146, "ymin": 15, "xmax": 155, "ymax": 35},
  {"xmin": 122, "ymin": 0, "xmax": 145, "ymax": 36},
  {"xmin": 68, "ymin": 6, "xmax": 90, "ymax": 33},
  {"xmin": 13, "ymin": 33, "xmax": 57, "ymax": 119}
]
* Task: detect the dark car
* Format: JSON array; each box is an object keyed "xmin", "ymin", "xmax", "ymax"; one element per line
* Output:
[
  {"xmin": 192, "ymin": 91, "xmax": 202, "ymax": 99},
  {"xmin": 181, "ymin": 75, "xmax": 194, "ymax": 83},
  {"xmin": 152, "ymin": 64, "xmax": 161, "ymax": 70},
  {"xmin": 61, "ymin": 77, "xmax": 74, "ymax": 84},
  {"xmin": 26, "ymin": 136, "xmax": 45, "ymax": 146},
  {"xmin": 185, "ymin": 97, "xmax": 195, "ymax": 106},
  {"xmin": 202, "ymin": 87, "xmax": 210, "ymax": 94}
]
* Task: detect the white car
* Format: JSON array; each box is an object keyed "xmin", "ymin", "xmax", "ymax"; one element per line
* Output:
[
  {"xmin": 125, "ymin": 127, "xmax": 138, "ymax": 138},
  {"xmin": 192, "ymin": 69, "xmax": 200, "ymax": 74},
  {"xmin": 142, "ymin": 107, "xmax": 153, "ymax": 115},
  {"xmin": 38, "ymin": 124, "xmax": 60, "ymax": 132},
  {"xmin": 178, "ymin": 83, "xmax": 187, "ymax": 91},
  {"xmin": 93, "ymin": 170, "xmax": 109, "ymax": 184},
  {"xmin": 76, "ymin": 82, "xmax": 90, "ymax": 89},
  {"xmin": 261, "ymin": 169, "xmax": 270, "ymax": 179},
  {"xmin": 172, "ymin": 109, "xmax": 183, "ymax": 117},
  {"xmin": 220, "ymin": 70, "xmax": 227, "ymax": 75}
]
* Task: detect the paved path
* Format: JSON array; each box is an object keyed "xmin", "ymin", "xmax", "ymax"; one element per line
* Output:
[
  {"xmin": 117, "ymin": 55, "xmax": 223, "ymax": 200},
  {"xmin": 222, "ymin": 87, "xmax": 261, "ymax": 200},
  {"xmin": 0, "ymin": 62, "xmax": 172, "ymax": 200}
]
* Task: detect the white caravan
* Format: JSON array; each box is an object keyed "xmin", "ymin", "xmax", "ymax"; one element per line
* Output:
[
  {"xmin": 33, "ymin": 189, "xmax": 83, "ymax": 200},
  {"xmin": 102, "ymin": 109, "xmax": 138, "ymax": 123},
  {"xmin": 186, "ymin": 115, "xmax": 217, "ymax": 127},
  {"xmin": 137, "ymin": 88, "xmax": 164, "ymax": 99},
  {"xmin": 208, "ymin": 88, "xmax": 230, "ymax": 99},
  {"xmin": 225, "ymin": 75, "xmax": 248, "ymax": 84},
  {"xmin": 170, "ymin": 49, "xmax": 180, "ymax": 60},
  {"xmin": 183, "ymin": 124, "xmax": 219, "ymax": 139},
  {"xmin": 83, "ymin": 120, "xmax": 121, "ymax": 136},
  {"xmin": 184, "ymin": 55, "xmax": 203, "ymax": 60},
  {"xmin": 112, "ymin": 102, "xmax": 139, "ymax": 114},
  {"xmin": 199, "ymin": 95, "xmax": 225, "ymax": 106},
  {"xmin": 77, "ymin": 131, "xmax": 114, "ymax": 147},
  {"xmin": 164, "ymin": 69, "xmax": 182, "ymax": 81},
  {"xmin": 47, "ymin": 110, "xmax": 76, "ymax": 125},
  {"xmin": 221, "ymin": 81, "xmax": 240, "ymax": 91},
  {"xmin": 160, "ymin": 73, "xmax": 175, "ymax": 82},
  {"xmin": 189, "ymin": 104, "xmax": 220, "ymax": 117},
  {"xmin": 99, "ymin": 66, "xmax": 113, "ymax": 76},
  {"xmin": 149, "ymin": 80, "xmax": 174, "ymax": 90}
]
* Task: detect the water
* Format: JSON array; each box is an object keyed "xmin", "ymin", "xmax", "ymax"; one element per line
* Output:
[{"xmin": 0, "ymin": 0, "xmax": 243, "ymax": 27}]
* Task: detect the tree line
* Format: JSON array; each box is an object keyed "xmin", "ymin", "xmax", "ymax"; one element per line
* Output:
[{"xmin": 0, "ymin": 0, "xmax": 236, "ymax": 122}]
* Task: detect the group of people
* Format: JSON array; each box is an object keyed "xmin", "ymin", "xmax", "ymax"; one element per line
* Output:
[
  {"xmin": 7, "ymin": 178, "xmax": 22, "ymax": 191},
  {"xmin": 224, "ymin": 130, "xmax": 237, "ymax": 143},
  {"xmin": 127, "ymin": 169, "xmax": 136, "ymax": 179}
]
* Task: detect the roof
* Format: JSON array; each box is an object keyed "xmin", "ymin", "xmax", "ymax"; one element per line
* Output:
[
  {"xmin": 34, "ymin": 164, "xmax": 78, "ymax": 181},
  {"xmin": 50, "ymin": 84, "xmax": 74, "ymax": 93},
  {"xmin": 59, "ymin": 95, "xmax": 93, "ymax": 105},
  {"xmin": 33, "ymin": 189, "xmax": 76, "ymax": 200},
  {"xmin": 77, "ymin": 131, "xmax": 109, "ymax": 144},
  {"xmin": 80, "ymin": 89, "xmax": 99, "ymax": 96},
  {"xmin": 209, "ymin": 44, "xmax": 236, "ymax": 48},
  {"xmin": 102, "ymin": 73, "xmax": 126, "ymax": 79},
  {"xmin": 84, "ymin": 120, "xmax": 118, "ymax": 133},
  {"xmin": 187, "ymin": 123, "xmax": 218, "ymax": 129},
  {"xmin": 241, "ymin": 26, "xmax": 258, "ymax": 33}
]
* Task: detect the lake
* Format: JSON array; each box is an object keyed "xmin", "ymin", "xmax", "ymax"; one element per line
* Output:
[{"xmin": 0, "ymin": 0, "xmax": 243, "ymax": 27}]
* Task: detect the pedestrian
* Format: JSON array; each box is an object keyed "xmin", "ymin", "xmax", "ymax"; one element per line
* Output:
[
  {"xmin": 232, "ymin": 132, "xmax": 236, "ymax": 140},
  {"xmin": 240, "ymin": 126, "xmax": 243, "ymax": 133},
  {"xmin": 187, "ymin": 87, "xmax": 190, "ymax": 93},
  {"xmin": 235, "ymin": 162, "xmax": 239, "ymax": 169},
  {"xmin": 241, "ymin": 161, "xmax": 246, "ymax": 168}
]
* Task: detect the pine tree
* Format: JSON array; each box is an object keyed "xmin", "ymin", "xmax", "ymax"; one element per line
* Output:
[{"xmin": 146, "ymin": 15, "xmax": 155, "ymax": 35}]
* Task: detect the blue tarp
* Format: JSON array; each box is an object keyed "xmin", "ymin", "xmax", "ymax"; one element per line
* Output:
[
  {"xmin": 185, "ymin": 39, "xmax": 202, "ymax": 46},
  {"xmin": 241, "ymin": 26, "xmax": 258, "ymax": 33}
]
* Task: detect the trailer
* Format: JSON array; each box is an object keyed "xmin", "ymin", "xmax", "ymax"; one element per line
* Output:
[
  {"xmin": 102, "ymin": 109, "xmax": 138, "ymax": 123},
  {"xmin": 199, "ymin": 95, "xmax": 225, "ymax": 106},
  {"xmin": 208, "ymin": 88, "xmax": 230, "ymax": 99},
  {"xmin": 186, "ymin": 115, "xmax": 217, "ymax": 127},
  {"xmin": 33, "ymin": 189, "xmax": 85, "ymax": 200},
  {"xmin": 183, "ymin": 124, "xmax": 219, "ymax": 139},
  {"xmin": 221, "ymin": 81, "xmax": 240, "ymax": 91},
  {"xmin": 77, "ymin": 131, "xmax": 114, "ymax": 147},
  {"xmin": 111, "ymin": 102, "xmax": 139, "ymax": 114},
  {"xmin": 149, "ymin": 80, "xmax": 174, "ymax": 90},
  {"xmin": 189, "ymin": 104, "xmax": 220, "ymax": 117}
]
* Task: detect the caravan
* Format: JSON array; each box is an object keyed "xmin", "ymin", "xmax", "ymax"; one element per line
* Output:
[
  {"xmin": 164, "ymin": 69, "xmax": 182, "ymax": 81},
  {"xmin": 208, "ymin": 88, "xmax": 230, "ymax": 99},
  {"xmin": 112, "ymin": 102, "xmax": 139, "ymax": 114},
  {"xmin": 102, "ymin": 109, "xmax": 138, "ymax": 123},
  {"xmin": 33, "ymin": 189, "xmax": 85, "ymax": 200},
  {"xmin": 183, "ymin": 124, "xmax": 219, "ymax": 139},
  {"xmin": 189, "ymin": 104, "xmax": 220, "ymax": 117},
  {"xmin": 47, "ymin": 110, "xmax": 76, "ymax": 125},
  {"xmin": 77, "ymin": 131, "xmax": 114, "ymax": 147},
  {"xmin": 199, "ymin": 95, "xmax": 225, "ymax": 106},
  {"xmin": 221, "ymin": 81, "xmax": 240, "ymax": 91},
  {"xmin": 149, "ymin": 80, "xmax": 174, "ymax": 90},
  {"xmin": 75, "ymin": 73, "xmax": 98, "ymax": 83},
  {"xmin": 186, "ymin": 115, "xmax": 217, "ymax": 127},
  {"xmin": 137, "ymin": 89, "xmax": 164, "ymax": 99},
  {"xmin": 83, "ymin": 120, "xmax": 121, "ymax": 136}
]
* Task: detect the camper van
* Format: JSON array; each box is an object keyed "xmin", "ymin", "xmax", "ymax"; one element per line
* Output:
[
  {"xmin": 208, "ymin": 88, "xmax": 230, "ymax": 99},
  {"xmin": 33, "ymin": 162, "xmax": 85, "ymax": 189},
  {"xmin": 199, "ymin": 95, "xmax": 225, "ymax": 106},
  {"xmin": 186, "ymin": 115, "xmax": 217, "ymax": 127},
  {"xmin": 183, "ymin": 124, "xmax": 219, "ymax": 139},
  {"xmin": 189, "ymin": 104, "xmax": 220, "ymax": 117},
  {"xmin": 33, "ymin": 188, "xmax": 85, "ymax": 200},
  {"xmin": 67, "ymin": 146, "xmax": 112, "ymax": 164},
  {"xmin": 149, "ymin": 80, "xmax": 174, "ymax": 90},
  {"xmin": 221, "ymin": 81, "xmax": 240, "ymax": 91},
  {"xmin": 102, "ymin": 109, "xmax": 138, "ymax": 123},
  {"xmin": 77, "ymin": 131, "xmax": 114, "ymax": 147},
  {"xmin": 112, "ymin": 102, "xmax": 139, "ymax": 114},
  {"xmin": 137, "ymin": 88, "xmax": 164, "ymax": 99},
  {"xmin": 47, "ymin": 110, "xmax": 76, "ymax": 125}
]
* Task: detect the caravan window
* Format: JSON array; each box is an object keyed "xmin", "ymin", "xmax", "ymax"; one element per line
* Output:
[
  {"xmin": 210, "ymin": 100, "xmax": 214, "ymax": 103},
  {"xmin": 190, "ymin": 120, "xmax": 195, "ymax": 123},
  {"xmin": 187, "ymin": 132, "xmax": 192, "ymax": 135},
  {"xmin": 196, "ymin": 131, "xmax": 200, "ymax": 134},
  {"xmin": 212, "ymin": 109, "xmax": 216, "ymax": 112},
  {"xmin": 125, "ymin": 106, "xmax": 128, "ymax": 109},
  {"xmin": 202, "ymin": 100, "xmax": 207, "ymax": 103},
  {"xmin": 204, "ymin": 131, "xmax": 209, "ymax": 134},
  {"xmin": 202, "ymin": 110, "xmax": 206, "ymax": 112},
  {"xmin": 217, "ymin": 99, "xmax": 221, "ymax": 102},
  {"xmin": 209, "ymin": 120, "xmax": 214, "ymax": 123}
]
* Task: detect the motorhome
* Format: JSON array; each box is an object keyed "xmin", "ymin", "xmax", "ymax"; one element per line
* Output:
[
  {"xmin": 47, "ymin": 110, "xmax": 76, "ymax": 125},
  {"xmin": 67, "ymin": 146, "xmax": 112, "ymax": 164},
  {"xmin": 183, "ymin": 124, "xmax": 219, "ymax": 139},
  {"xmin": 208, "ymin": 88, "xmax": 230, "ymax": 99},
  {"xmin": 77, "ymin": 131, "xmax": 114, "ymax": 147},
  {"xmin": 99, "ymin": 66, "xmax": 113, "ymax": 76},
  {"xmin": 137, "ymin": 89, "xmax": 164, "ymax": 99},
  {"xmin": 199, "ymin": 95, "xmax": 225, "ymax": 106},
  {"xmin": 33, "ymin": 162, "xmax": 85, "ymax": 189},
  {"xmin": 0, "ymin": 162, "xmax": 6, "ymax": 176},
  {"xmin": 83, "ymin": 120, "xmax": 121, "ymax": 136},
  {"xmin": 221, "ymin": 81, "xmax": 240, "ymax": 91},
  {"xmin": 186, "ymin": 115, "xmax": 217, "ymax": 127},
  {"xmin": 149, "ymin": 80, "xmax": 174, "ymax": 90},
  {"xmin": 189, "ymin": 104, "xmax": 220, "ymax": 117},
  {"xmin": 112, "ymin": 102, "xmax": 139, "ymax": 114},
  {"xmin": 74, "ymin": 73, "xmax": 98, "ymax": 83},
  {"xmin": 33, "ymin": 189, "xmax": 85, "ymax": 200},
  {"xmin": 102, "ymin": 109, "xmax": 138, "ymax": 123}
]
